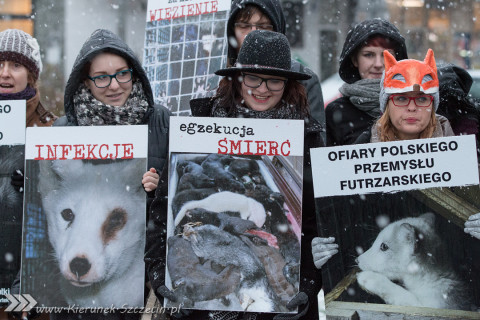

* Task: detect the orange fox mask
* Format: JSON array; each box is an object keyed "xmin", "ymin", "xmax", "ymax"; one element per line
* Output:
[{"xmin": 380, "ymin": 49, "xmax": 439, "ymax": 112}]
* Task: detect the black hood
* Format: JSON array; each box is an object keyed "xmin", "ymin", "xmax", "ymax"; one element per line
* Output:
[
  {"xmin": 438, "ymin": 63, "xmax": 473, "ymax": 98},
  {"xmin": 339, "ymin": 18, "xmax": 408, "ymax": 84},
  {"xmin": 63, "ymin": 29, "xmax": 153, "ymax": 125},
  {"xmin": 227, "ymin": 0, "xmax": 286, "ymax": 66}
]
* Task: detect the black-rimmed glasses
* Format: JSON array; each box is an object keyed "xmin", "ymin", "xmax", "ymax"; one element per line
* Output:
[
  {"xmin": 389, "ymin": 94, "xmax": 433, "ymax": 107},
  {"xmin": 242, "ymin": 73, "xmax": 287, "ymax": 91},
  {"xmin": 88, "ymin": 69, "xmax": 133, "ymax": 88}
]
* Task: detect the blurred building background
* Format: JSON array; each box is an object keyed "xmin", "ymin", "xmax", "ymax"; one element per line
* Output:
[{"xmin": 1, "ymin": 0, "xmax": 479, "ymax": 115}]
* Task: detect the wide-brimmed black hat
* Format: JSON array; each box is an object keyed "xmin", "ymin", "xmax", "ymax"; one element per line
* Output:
[{"xmin": 215, "ymin": 30, "xmax": 311, "ymax": 80}]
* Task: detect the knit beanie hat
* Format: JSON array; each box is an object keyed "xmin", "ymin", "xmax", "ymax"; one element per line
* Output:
[
  {"xmin": 0, "ymin": 29, "xmax": 43, "ymax": 80},
  {"xmin": 380, "ymin": 49, "xmax": 439, "ymax": 113}
]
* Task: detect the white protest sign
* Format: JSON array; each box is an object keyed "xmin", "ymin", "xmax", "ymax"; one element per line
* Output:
[
  {"xmin": 146, "ymin": 0, "xmax": 230, "ymax": 22},
  {"xmin": 0, "ymin": 100, "xmax": 26, "ymax": 145},
  {"xmin": 25, "ymin": 125, "xmax": 148, "ymax": 160},
  {"xmin": 311, "ymin": 135, "xmax": 479, "ymax": 197},
  {"xmin": 170, "ymin": 116, "xmax": 304, "ymax": 156}
]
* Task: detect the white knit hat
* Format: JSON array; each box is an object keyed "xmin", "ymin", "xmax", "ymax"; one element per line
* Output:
[{"xmin": 0, "ymin": 29, "xmax": 43, "ymax": 80}]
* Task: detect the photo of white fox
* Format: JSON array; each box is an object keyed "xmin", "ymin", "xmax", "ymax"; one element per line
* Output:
[
  {"xmin": 23, "ymin": 158, "xmax": 146, "ymax": 308},
  {"xmin": 357, "ymin": 213, "xmax": 473, "ymax": 311}
]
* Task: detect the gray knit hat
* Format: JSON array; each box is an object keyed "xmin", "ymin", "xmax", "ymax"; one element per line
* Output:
[{"xmin": 0, "ymin": 29, "xmax": 43, "ymax": 80}]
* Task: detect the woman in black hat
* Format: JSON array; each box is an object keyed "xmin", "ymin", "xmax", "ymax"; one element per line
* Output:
[{"xmin": 145, "ymin": 30, "xmax": 324, "ymax": 320}]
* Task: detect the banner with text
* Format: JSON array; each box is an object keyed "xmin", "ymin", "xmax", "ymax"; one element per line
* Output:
[
  {"xmin": 143, "ymin": 0, "xmax": 230, "ymax": 115},
  {"xmin": 311, "ymin": 135, "xmax": 479, "ymax": 197},
  {"xmin": 21, "ymin": 125, "xmax": 147, "ymax": 309}
]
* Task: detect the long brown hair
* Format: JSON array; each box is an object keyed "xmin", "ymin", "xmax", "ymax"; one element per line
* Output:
[
  {"xmin": 376, "ymin": 104, "xmax": 437, "ymax": 141},
  {"xmin": 215, "ymin": 71, "xmax": 309, "ymax": 116}
]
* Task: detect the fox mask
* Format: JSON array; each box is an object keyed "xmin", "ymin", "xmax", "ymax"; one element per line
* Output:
[{"xmin": 383, "ymin": 49, "xmax": 439, "ymax": 95}]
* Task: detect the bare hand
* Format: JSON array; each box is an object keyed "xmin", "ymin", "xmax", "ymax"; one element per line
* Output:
[
  {"xmin": 465, "ymin": 212, "xmax": 480, "ymax": 240},
  {"xmin": 142, "ymin": 168, "xmax": 159, "ymax": 192},
  {"xmin": 312, "ymin": 237, "xmax": 338, "ymax": 269}
]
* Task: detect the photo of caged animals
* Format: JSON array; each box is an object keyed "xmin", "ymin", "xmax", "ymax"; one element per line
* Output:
[{"xmin": 166, "ymin": 153, "xmax": 302, "ymax": 313}]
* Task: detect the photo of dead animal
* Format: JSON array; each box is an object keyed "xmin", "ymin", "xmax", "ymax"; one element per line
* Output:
[{"xmin": 166, "ymin": 153, "xmax": 302, "ymax": 313}]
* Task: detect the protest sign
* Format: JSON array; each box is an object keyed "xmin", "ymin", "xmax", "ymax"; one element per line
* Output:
[
  {"xmin": 311, "ymin": 136, "xmax": 480, "ymax": 318},
  {"xmin": 0, "ymin": 100, "xmax": 26, "ymax": 306},
  {"xmin": 21, "ymin": 125, "xmax": 148, "ymax": 308},
  {"xmin": 165, "ymin": 116, "xmax": 304, "ymax": 313},
  {"xmin": 143, "ymin": 0, "xmax": 231, "ymax": 115}
]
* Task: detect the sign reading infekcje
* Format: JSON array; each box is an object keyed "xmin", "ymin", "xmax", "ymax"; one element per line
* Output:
[{"xmin": 311, "ymin": 135, "xmax": 479, "ymax": 197}]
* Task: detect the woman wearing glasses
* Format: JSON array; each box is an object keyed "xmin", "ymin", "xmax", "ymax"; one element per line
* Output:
[
  {"xmin": 355, "ymin": 49, "xmax": 453, "ymax": 143},
  {"xmin": 146, "ymin": 30, "xmax": 324, "ymax": 320},
  {"xmin": 312, "ymin": 49, "xmax": 456, "ymax": 271},
  {"xmin": 55, "ymin": 29, "xmax": 170, "ymax": 195},
  {"xmin": 225, "ymin": 0, "xmax": 326, "ymax": 140}
]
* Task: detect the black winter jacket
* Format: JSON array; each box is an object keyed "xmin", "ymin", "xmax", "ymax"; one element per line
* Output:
[
  {"xmin": 144, "ymin": 97, "xmax": 323, "ymax": 320},
  {"xmin": 227, "ymin": 0, "xmax": 326, "ymax": 138},
  {"xmin": 325, "ymin": 96, "xmax": 376, "ymax": 146},
  {"xmin": 55, "ymin": 29, "xmax": 170, "ymax": 173}
]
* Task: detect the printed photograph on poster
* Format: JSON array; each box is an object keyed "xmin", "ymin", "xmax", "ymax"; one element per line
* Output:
[
  {"xmin": 143, "ymin": 0, "xmax": 231, "ymax": 115},
  {"xmin": 311, "ymin": 136, "xmax": 480, "ymax": 317},
  {"xmin": 0, "ymin": 100, "xmax": 26, "ymax": 306},
  {"xmin": 165, "ymin": 117, "xmax": 304, "ymax": 313},
  {"xmin": 21, "ymin": 126, "xmax": 148, "ymax": 308}
]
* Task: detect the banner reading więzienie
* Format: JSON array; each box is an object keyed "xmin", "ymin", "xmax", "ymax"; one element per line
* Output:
[
  {"xmin": 143, "ymin": 0, "xmax": 230, "ymax": 115},
  {"xmin": 165, "ymin": 116, "xmax": 303, "ymax": 313},
  {"xmin": 21, "ymin": 125, "xmax": 147, "ymax": 309},
  {"xmin": 311, "ymin": 135, "xmax": 480, "ymax": 317}
]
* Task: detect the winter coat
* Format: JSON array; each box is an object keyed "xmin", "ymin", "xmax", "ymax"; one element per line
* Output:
[
  {"xmin": 354, "ymin": 114, "xmax": 455, "ymax": 144},
  {"xmin": 326, "ymin": 96, "xmax": 376, "ymax": 146},
  {"xmin": 227, "ymin": 0, "xmax": 326, "ymax": 139},
  {"xmin": 326, "ymin": 18, "xmax": 408, "ymax": 146},
  {"xmin": 144, "ymin": 96, "xmax": 323, "ymax": 320},
  {"xmin": 54, "ymin": 29, "xmax": 170, "ymax": 173},
  {"xmin": 437, "ymin": 63, "xmax": 480, "ymax": 153},
  {"xmin": 26, "ymin": 90, "xmax": 57, "ymax": 127}
]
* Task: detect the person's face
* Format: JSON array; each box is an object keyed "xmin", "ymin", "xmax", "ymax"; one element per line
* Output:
[
  {"xmin": 352, "ymin": 46, "xmax": 395, "ymax": 79},
  {"xmin": 241, "ymin": 73, "xmax": 286, "ymax": 112},
  {"xmin": 387, "ymin": 91, "xmax": 433, "ymax": 140},
  {"xmin": 85, "ymin": 53, "xmax": 132, "ymax": 107},
  {"xmin": 234, "ymin": 12, "xmax": 273, "ymax": 51},
  {"xmin": 0, "ymin": 60, "xmax": 29, "ymax": 94}
]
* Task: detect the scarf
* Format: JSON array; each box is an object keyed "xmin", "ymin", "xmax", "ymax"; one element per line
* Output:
[
  {"xmin": 339, "ymin": 78, "xmax": 382, "ymax": 118},
  {"xmin": 73, "ymin": 81, "xmax": 148, "ymax": 126},
  {"xmin": 211, "ymin": 99, "xmax": 303, "ymax": 120},
  {"xmin": 0, "ymin": 86, "xmax": 36, "ymax": 101}
]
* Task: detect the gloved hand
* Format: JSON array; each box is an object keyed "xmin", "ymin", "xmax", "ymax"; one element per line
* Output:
[
  {"xmin": 312, "ymin": 237, "xmax": 338, "ymax": 269},
  {"xmin": 156, "ymin": 285, "xmax": 192, "ymax": 318},
  {"xmin": 11, "ymin": 169, "xmax": 24, "ymax": 193},
  {"xmin": 273, "ymin": 292, "xmax": 309, "ymax": 320},
  {"xmin": 465, "ymin": 213, "xmax": 480, "ymax": 240}
]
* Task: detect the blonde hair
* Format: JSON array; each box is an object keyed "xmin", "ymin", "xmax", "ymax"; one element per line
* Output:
[{"xmin": 376, "ymin": 104, "xmax": 437, "ymax": 141}]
